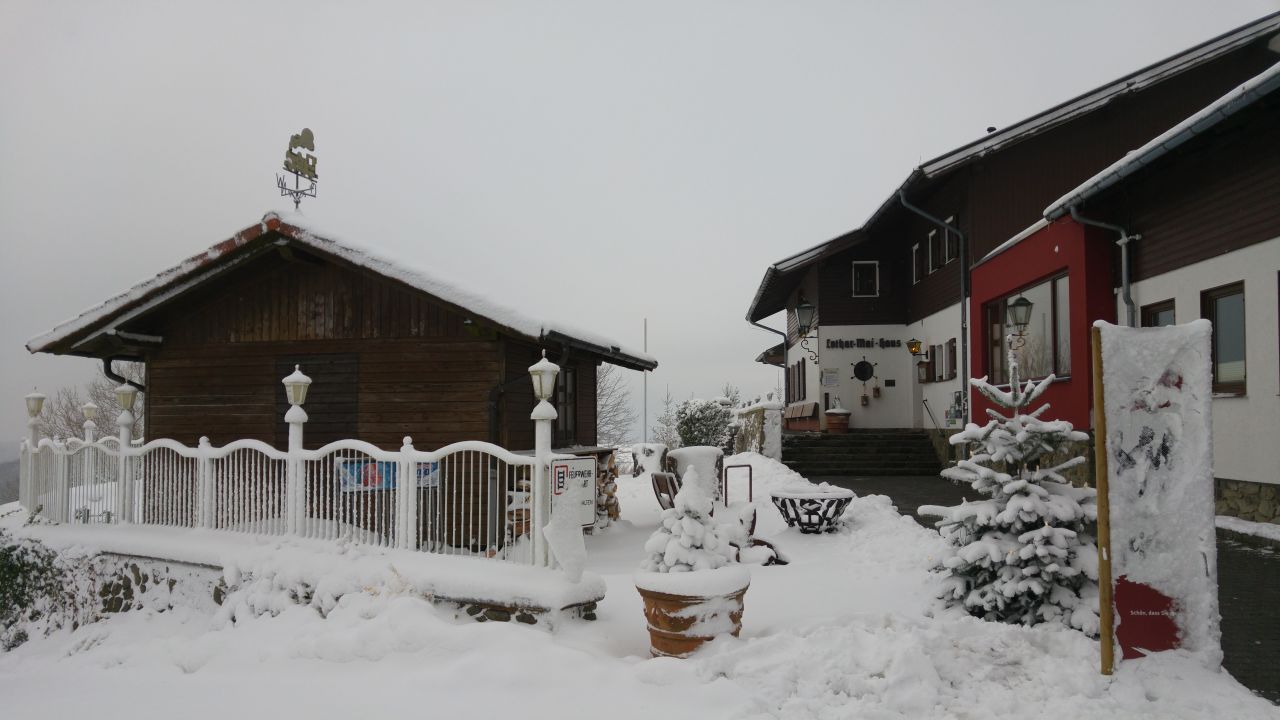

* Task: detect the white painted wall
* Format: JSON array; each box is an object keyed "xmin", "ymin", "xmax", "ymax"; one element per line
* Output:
[
  {"xmin": 906, "ymin": 302, "xmax": 967, "ymax": 430},
  {"xmin": 1124, "ymin": 236, "xmax": 1280, "ymax": 485},
  {"xmin": 814, "ymin": 324, "xmax": 916, "ymax": 428}
]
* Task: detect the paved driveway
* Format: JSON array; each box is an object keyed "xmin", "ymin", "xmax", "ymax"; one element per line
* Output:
[{"xmin": 816, "ymin": 474, "xmax": 1280, "ymax": 705}]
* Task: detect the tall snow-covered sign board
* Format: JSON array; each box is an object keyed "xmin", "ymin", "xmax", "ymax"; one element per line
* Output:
[{"xmin": 1094, "ymin": 320, "xmax": 1220, "ymax": 669}]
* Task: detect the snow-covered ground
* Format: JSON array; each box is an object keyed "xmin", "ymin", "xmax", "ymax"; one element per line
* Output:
[{"xmin": 1, "ymin": 453, "xmax": 1275, "ymax": 719}]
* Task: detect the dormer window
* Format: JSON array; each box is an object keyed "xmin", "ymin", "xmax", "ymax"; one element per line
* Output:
[{"xmin": 852, "ymin": 261, "xmax": 879, "ymax": 297}]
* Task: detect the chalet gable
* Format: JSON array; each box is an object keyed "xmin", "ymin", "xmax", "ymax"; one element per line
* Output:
[{"xmin": 27, "ymin": 212, "xmax": 657, "ymax": 372}]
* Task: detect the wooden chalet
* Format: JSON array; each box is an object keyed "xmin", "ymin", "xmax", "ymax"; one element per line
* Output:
[{"xmin": 27, "ymin": 212, "xmax": 657, "ymax": 453}]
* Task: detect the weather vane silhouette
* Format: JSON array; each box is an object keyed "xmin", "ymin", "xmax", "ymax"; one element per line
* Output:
[{"xmin": 276, "ymin": 128, "xmax": 318, "ymax": 210}]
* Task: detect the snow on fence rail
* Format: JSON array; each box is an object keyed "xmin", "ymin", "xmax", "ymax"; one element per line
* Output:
[{"xmin": 19, "ymin": 435, "xmax": 544, "ymax": 564}]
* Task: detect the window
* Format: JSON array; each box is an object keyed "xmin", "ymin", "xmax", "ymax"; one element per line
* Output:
[
  {"xmin": 986, "ymin": 274, "xmax": 1071, "ymax": 384},
  {"xmin": 1141, "ymin": 300, "xmax": 1176, "ymax": 328},
  {"xmin": 933, "ymin": 344, "xmax": 945, "ymax": 382},
  {"xmin": 852, "ymin": 261, "xmax": 879, "ymax": 297},
  {"xmin": 1202, "ymin": 282, "xmax": 1246, "ymax": 395},
  {"xmin": 944, "ymin": 216, "xmax": 959, "ymax": 264},
  {"xmin": 945, "ymin": 338, "xmax": 957, "ymax": 380},
  {"xmin": 912, "ymin": 244, "xmax": 924, "ymax": 284},
  {"xmin": 928, "ymin": 230, "xmax": 943, "ymax": 273},
  {"xmin": 556, "ymin": 367, "xmax": 577, "ymax": 445}
]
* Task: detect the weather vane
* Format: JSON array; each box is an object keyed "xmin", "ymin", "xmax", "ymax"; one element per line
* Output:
[{"xmin": 276, "ymin": 128, "xmax": 318, "ymax": 210}]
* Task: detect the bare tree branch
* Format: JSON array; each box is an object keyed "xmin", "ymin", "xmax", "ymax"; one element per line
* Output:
[
  {"xmin": 36, "ymin": 364, "xmax": 145, "ymax": 441},
  {"xmin": 595, "ymin": 364, "xmax": 639, "ymax": 447}
]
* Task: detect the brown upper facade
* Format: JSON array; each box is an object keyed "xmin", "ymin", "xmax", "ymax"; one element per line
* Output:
[
  {"xmin": 747, "ymin": 11, "xmax": 1280, "ymax": 336},
  {"xmin": 28, "ymin": 213, "xmax": 656, "ymax": 451}
]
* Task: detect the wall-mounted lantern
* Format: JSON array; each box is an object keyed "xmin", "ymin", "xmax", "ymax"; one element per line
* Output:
[
  {"xmin": 906, "ymin": 338, "xmax": 923, "ymax": 357},
  {"xmin": 795, "ymin": 298, "xmax": 816, "ymax": 337},
  {"xmin": 1007, "ymin": 295, "xmax": 1034, "ymax": 336}
]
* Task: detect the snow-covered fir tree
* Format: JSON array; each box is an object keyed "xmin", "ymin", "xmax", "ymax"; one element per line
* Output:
[
  {"xmin": 920, "ymin": 351, "xmax": 1099, "ymax": 635},
  {"xmin": 641, "ymin": 468, "xmax": 733, "ymax": 573}
]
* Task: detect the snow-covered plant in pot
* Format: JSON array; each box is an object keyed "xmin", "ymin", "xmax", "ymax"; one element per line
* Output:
[{"xmin": 634, "ymin": 467, "xmax": 750, "ymax": 658}]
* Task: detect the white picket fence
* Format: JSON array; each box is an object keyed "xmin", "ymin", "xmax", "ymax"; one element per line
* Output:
[{"xmin": 18, "ymin": 435, "xmax": 544, "ymax": 565}]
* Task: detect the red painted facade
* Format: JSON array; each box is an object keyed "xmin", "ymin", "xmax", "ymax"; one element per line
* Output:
[{"xmin": 968, "ymin": 218, "xmax": 1115, "ymax": 429}]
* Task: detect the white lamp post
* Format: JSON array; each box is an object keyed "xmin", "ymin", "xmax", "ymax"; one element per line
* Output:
[
  {"xmin": 281, "ymin": 365, "xmax": 311, "ymax": 535},
  {"xmin": 528, "ymin": 350, "xmax": 560, "ymax": 568},
  {"xmin": 81, "ymin": 402, "xmax": 99, "ymax": 442},
  {"xmin": 21, "ymin": 391, "xmax": 45, "ymax": 511}
]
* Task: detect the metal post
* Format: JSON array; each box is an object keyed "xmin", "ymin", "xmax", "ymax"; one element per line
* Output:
[
  {"xmin": 197, "ymin": 437, "xmax": 214, "ymax": 529},
  {"xmin": 397, "ymin": 436, "xmax": 417, "ymax": 550},
  {"xmin": 115, "ymin": 410, "xmax": 133, "ymax": 523},
  {"xmin": 285, "ymin": 403, "xmax": 307, "ymax": 536},
  {"xmin": 532, "ymin": 400, "xmax": 557, "ymax": 567}
]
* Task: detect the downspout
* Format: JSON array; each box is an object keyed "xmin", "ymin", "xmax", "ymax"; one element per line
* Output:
[
  {"xmin": 103, "ymin": 357, "xmax": 146, "ymax": 392},
  {"xmin": 751, "ymin": 319, "xmax": 789, "ymax": 402},
  {"xmin": 897, "ymin": 191, "xmax": 970, "ymax": 425},
  {"xmin": 1069, "ymin": 206, "xmax": 1140, "ymax": 327}
]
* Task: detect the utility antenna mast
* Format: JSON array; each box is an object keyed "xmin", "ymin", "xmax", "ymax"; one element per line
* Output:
[{"xmin": 277, "ymin": 128, "xmax": 318, "ymax": 210}]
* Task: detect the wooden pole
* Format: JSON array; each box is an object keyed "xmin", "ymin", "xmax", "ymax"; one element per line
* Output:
[{"xmin": 1091, "ymin": 325, "xmax": 1114, "ymax": 676}]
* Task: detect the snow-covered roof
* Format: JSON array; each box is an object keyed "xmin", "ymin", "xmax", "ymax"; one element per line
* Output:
[
  {"xmin": 27, "ymin": 212, "xmax": 657, "ymax": 371},
  {"xmin": 1044, "ymin": 59, "xmax": 1280, "ymax": 219},
  {"xmin": 921, "ymin": 12, "xmax": 1280, "ymax": 178},
  {"xmin": 745, "ymin": 12, "xmax": 1280, "ymax": 323}
]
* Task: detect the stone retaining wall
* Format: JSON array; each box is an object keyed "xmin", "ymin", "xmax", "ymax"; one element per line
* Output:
[{"xmin": 1216, "ymin": 479, "xmax": 1280, "ymax": 525}]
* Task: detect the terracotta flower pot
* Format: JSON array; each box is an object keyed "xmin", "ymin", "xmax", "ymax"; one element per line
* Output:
[
  {"xmin": 825, "ymin": 410, "xmax": 850, "ymax": 434},
  {"xmin": 635, "ymin": 567, "xmax": 750, "ymax": 658}
]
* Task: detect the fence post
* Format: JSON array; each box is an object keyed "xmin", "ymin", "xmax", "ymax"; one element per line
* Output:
[
  {"xmin": 282, "ymin": 366, "xmax": 312, "ymax": 537},
  {"xmin": 50, "ymin": 439, "xmax": 68, "ymax": 523},
  {"xmin": 82, "ymin": 407, "xmax": 97, "ymax": 495},
  {"xmin": 197, "ymin": 436, "xmax": 214, "ymax": 529},
  {"xmin": 116, "ymin": 408, "xmax": 134, "ymax": 524},
  {"xmin": 396, "ymin": 436, "xmax": 417, "ymax": 550}
]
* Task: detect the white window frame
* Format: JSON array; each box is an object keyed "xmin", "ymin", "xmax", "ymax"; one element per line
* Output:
[
  {"xmin": 912, "ymin": 244, "xmax": 922, "ymax": 284},
  {"xmin": 852, "ymin": 261, "xmax": 880, "ymax": 298},
  {"xmin": 927, "ymin": 229, "xmax": 939, "ymax": 273}
]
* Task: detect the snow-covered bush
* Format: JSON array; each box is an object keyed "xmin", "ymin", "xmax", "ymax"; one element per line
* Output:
[
  {"xmin": 0, "ymin": 530, "xmax": 98, "ymax": 650},
  {"xmin": 640, "ymin": 468, "xmax": 734, "ymax": 573},
  {"xmin": 920, "ymin": 371, "xmax": 1099, "ymax": 636},
  {"xmin": 676, "ymin": 399, "xmax": 733, "ymax": 449}
]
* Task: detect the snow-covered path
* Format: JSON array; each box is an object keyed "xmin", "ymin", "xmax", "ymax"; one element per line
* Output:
[{"xmin": 1, "ymin": 453, "xmax": 1275, "ymax": 719}]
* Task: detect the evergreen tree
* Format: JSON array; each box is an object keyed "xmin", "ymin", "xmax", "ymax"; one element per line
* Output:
[
  {"xmin": 920, "ymin": 354, "xmax": 1099, "ymax": 635},
  {"xmin": 651, "ymin": 387, "xmax": 681, "ymax": 449}
]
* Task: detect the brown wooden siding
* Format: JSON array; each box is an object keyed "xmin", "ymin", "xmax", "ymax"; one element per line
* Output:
[
  {"xmin": 137, "ymin": 250, "xmax": 505, "ymax": 450},
  {"xmin": 963, "ymin": 45, "xmax": 1279, "ymax": 262},
  {"xmin": 147, "ymin": 338, "xmax": 499, "ymax": 449},
  {"xmin": 500, "ymin": 340, "xmax": 600, "ymax": 450},
  {"xmin": 1095, "ymin": 102, "xmax": 1280, "ymax": 281},
  {"xmin": 817, "ymin": 244, "xmax": 908, "ymax": 326}
]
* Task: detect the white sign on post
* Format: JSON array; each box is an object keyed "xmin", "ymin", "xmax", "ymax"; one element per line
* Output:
[
  {"xmin": 1096, "ymin": 319, "xmax": 1220, "ymax": 667},
  {"xmin": 551, "ymin": 456, "xmax": 596, "ymax": 529}
]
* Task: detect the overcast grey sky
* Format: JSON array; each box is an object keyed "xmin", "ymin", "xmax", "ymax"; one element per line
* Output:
[{"xmin": 2, "ymin": 0, "xmax": 1276, "ymax": 452}]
